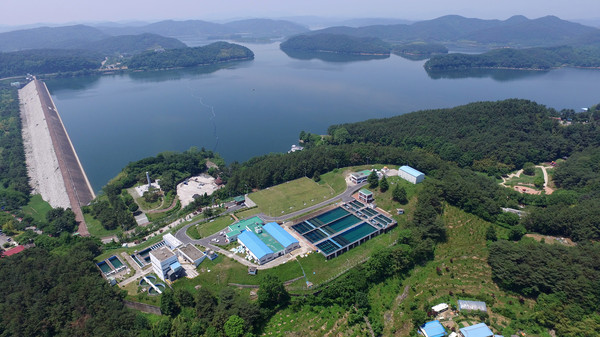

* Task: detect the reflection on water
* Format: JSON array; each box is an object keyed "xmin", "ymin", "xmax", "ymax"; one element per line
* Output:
[
  {"xmin": 281, "ymin": 49, "xmax": 390, "ymax": 63},
  {"xmin": 426, "ymin": 68, "xmax": 550, "ymax": 82}
]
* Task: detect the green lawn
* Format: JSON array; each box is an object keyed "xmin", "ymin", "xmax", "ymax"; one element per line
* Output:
[
  {"xmin": 22, "ymin": 194, "xmax": 52, "ymax": 222},
  {"xmin": 504, "ymin": 167, "xmax": 544, "ymax": 188},
  {"xmin": 187, "ymin": 214, "xmax": 236, "ymax": 239},
  {"xmin": 85, "ymin": 213, "xmax": 122, "ymax": 238},
  {"xmin": 248, "ymin": 176, "xmax": 343, "ymax": 217}
]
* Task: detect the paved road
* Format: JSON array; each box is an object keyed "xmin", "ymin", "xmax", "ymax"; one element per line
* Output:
[{"xmin": 174, "ymin": 181, "xmax": 368, "ymax": 270}]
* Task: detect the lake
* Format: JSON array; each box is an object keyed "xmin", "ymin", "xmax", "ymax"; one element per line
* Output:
[{"xmin": 46, "ymin": 42, "xmax": 600, "ymax": 192}]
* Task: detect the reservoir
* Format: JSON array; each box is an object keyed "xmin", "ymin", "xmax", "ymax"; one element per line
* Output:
[{"xmin": 46, "ymin": 42, "xmax": 600, "ymax": 192}]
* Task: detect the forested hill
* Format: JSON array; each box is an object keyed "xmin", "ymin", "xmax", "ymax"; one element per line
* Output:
[
  {"xmin": 308, "ymin": 15, "xmax": 600, "ymax": 48},
  {"xmin": 328, "ymin": 99, "xmax": 599, "ymax": 174},
  {"xmin": 0, "ymin": 49, "xmax": 103, "ymax": 78},
  {"xmin": 424, "ymin": 45, "xmax": 600, "ymax": 71},
  {"xmin": 280, "ymin": 33, "xmax": 391, "ymax": 55},
  {"xmin": 126, "ymin": 42, "xmax": 254, "ymax": 70}
]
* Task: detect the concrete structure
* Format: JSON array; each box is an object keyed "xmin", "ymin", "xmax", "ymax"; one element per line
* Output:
[
  {"xmin": 350, "ymin": 170, "xmax": 372, "ymax": 184},
  {"xmin": 419, "ymin": 320, "xmax": 447, "ymax": 337},
  {"xmin": 398, "ymin": 165, "xmax": 425, "ymax": 184},
  {"xmin": 149, "ymin": 246, "xmax": 183, "ymax": 281},
  {"xmin": 163, "ymin": 233, "xmax": 183, "ymax": 250},
  {"xmin": 458, "ymin": 300, "xmax": 487, "ymax": 312},
  {"xmin": 238, "ymin": 230, "xmax": 275, "ymax": 265},
  {"xmin": 459, "ymin": 323, "xmax": 494, "ymax": 337},
  {"xmin": 358, "ymin": 188, "xmax": 374, "ymax": 203},
  {"xmin": 263, "ymin": 222, "xmax": 300, "ymax": 254},
  {"xmin": 176, "ymin": 244, "xmax": 206, "ymax": 267}
]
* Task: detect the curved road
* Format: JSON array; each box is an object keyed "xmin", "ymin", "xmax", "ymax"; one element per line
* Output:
[{"xmin": 174, "ymin": 181, "xmax": 368, "ymax": 269}]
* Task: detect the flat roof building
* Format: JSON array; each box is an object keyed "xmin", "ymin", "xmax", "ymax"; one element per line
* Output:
[
  {"xmin": 150, "ymin": 246, "xmax": 183, "ymax": 281},
  {"xmin": 163, "ymin": 233, "xmax": 182, "ymax": 250},
  {"xmin": 420, "ymin": 320, "xmax": 447, "ymax": 337},
  {"xmin": 358, "ymin": 188, "xmax": 374, "ymax": 203},
  {"xmin": 459, "ymin": 323, "xmax": 494, "ymax": 337},
  {"xmin": 398, "ymin": 165, "xmax": 425, "ymax": 184},
  {"xmin": 226, "ymin": 216, "xmax": 264, "ymax": 242},
  {"xmin": 350, "ymin": 170, "xmax": 372, "ymax": 184},
  {"xmin": 177, "ymin": 244, "xmax": 206, "ymax": 267}
]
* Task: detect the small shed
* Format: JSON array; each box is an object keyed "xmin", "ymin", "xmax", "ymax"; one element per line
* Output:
[
  {"xmin": 419, "ymin": 320, "xmax": 447, "ymax": 337},
  {"xmin": 431, "ymin": 303, "xmax": 449, "ymax": 314},
  {"xmin": 458, "ymin": 300, "xmax": 487, "ymax": 312},
  {"xmin": 397, "ymin": 208, "xmax": 405, "ymax": 215},
  {"xmin": 248, "ymin": 266, "xmax": 257, "ymax": 275},
  {"xmin": 358, "ymin": 188, "xmax": 374, "ymax": 203},
  {"xmin": 234, "ymin": 195, "xmax": 245, "ymax": 205}
]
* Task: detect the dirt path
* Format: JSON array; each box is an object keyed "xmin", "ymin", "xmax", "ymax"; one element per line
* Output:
[
  {"xmin": 536, "ymin": 165, "xmax": 554, "ymax": 194},
  {"xmin": 147, "ymin": 196, "xmax": 178, "ymax": 214}
]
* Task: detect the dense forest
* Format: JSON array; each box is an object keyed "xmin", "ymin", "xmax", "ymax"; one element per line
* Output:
[
  {"xmin": 127, "ymin": 42, "xmax": 254, "ymax": 70},
  {"xmin": 280, "ymin": 33, "xmax": 391, "ymax": 55},
  {"xmin": 0, "ymin": 239, "xmax": 140, "ymax": 336},
  {"xmin": 0, "ymin": 49, "xmax": 103, "ymax": 78},
  {"xmin": 425, "ymin": 45, "xmax": 600, "ymax": 71},
  {"xmin": 0, "ymin": 86, "xmax": 30, "ymax": 209},
  {"xmin": 392, "ymin": 42, "xmax": 448, "ymax": 57}
]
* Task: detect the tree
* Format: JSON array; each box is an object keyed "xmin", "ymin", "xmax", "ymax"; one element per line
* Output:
[
  {"xmin": 534, "ymin": 176, "xmax": 545, "ymax": 188},
  {"xmin": 160, "ymin": 290, "xmax": 180, "ymax": 317},
  {"xmin": 257, "ymin": 275, "xmax": 290, "ymax": 311},
  {"xmin": 379, "ymin": 176, "xmax": 389, "ymax": 192},
  {"xmin": 509, "ymin": 225, "xmax": 527, "ymax": 241},
  {"xmin": 486, "ymin": 225, "xmax": 498, "ymax": 241},
  {"xmin": 393, "ymin": 184, "xmax": 408, "ymax": 204},
  {"xmin": 367, "ymin": 170, "xmax": 379, "ymax": 188},
  {"xmin": 224, "ymin": 315, "xmax": 245, "ymax": 337},
  {"xmin": 333, "ymin": 127, "xmax": 351, "ymax": 144},
  {"xmin": 523, "ymin": 162, "xmax": 536, "ymax": 176}
]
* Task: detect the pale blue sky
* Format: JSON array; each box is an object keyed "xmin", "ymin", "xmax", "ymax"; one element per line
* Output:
[{"xmin": 2, "ymin": 0, "xmax": 599, "ymax": 26}]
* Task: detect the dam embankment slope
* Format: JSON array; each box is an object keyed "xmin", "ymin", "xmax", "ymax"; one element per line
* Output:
[{"xmin": 19, "ymin": 80, "xmax": 95, "ymax": 235}]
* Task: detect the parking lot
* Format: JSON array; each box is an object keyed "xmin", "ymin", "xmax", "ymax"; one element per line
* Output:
[{"xmin": 0, "ymin": 233, "xmax": 16, "ymax": 249}]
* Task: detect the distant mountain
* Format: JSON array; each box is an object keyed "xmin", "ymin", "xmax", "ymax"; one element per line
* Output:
[
  {"xmin": 280, "ymin": 33, "xmax": 390, "ymax": 55},
  {"xmin": 0, "ymin": 25, "xmax": 108, "ymax": 51},
  {"xmin": 97, "ymin": 18, "xmax": 308, "ymax": 41},
  {"xmin": 81, "ymin": 33, "xmax": 186, "ymax": 55},
  {"xmin": 308, "ymin": 15, "xmax": 600, "ymax": 48},
  {"xmin": 336, "ymin": 18, "xmax": 414, "ymax": 27}
]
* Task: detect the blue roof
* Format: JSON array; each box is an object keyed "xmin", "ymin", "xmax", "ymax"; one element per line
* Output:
[
  {"xmin": 420, "ymin": 320, "xmax": 446, "ymax": 337},
  {"xmin": 238, "ymin": 230, "xmax": 273, "ymax": 259},
  {"xmin": 170, "ymin": 261, "xmax": 182, "ymax": 272},
  {"xmin": 263, "ymin": 222, "xmax": 298, "ymax": 248},
  {"xmin": 460, "ymin": 323, "xmax": 494, "ymax": 337},
  {"xmin": 399, "ymin": 165, "xmax": 425, "ymax": 178}
]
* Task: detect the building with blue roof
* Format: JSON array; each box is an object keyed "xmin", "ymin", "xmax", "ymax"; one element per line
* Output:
[
  {"xmin": 238, "ymin": 230, "xmax": 275, "ymax": 265},
  {"xmin": 399, "ymin": 165, "xmax": 425, "ymax": 184},
  {"xmin": 459, "ymin": 323, "xmax": 494, "ymax": 337},
  {"xmin": 419, "ymin": 320, "xmax": 447, "ymax": 337},
  {"xmin": 263, "ymin": 222, "xmax": 300, "ymax": 254}
]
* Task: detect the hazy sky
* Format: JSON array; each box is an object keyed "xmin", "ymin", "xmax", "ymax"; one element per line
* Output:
[{"xmin": 2, "ymin": 0, "xmax": 600, "ymax": 26}]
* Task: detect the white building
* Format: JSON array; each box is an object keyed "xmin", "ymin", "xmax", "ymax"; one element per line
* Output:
[
  {"xmin": 398, "ymin": 165, "xmax": 425, "ymax": 184},
  {"xmin": 176, "ymin": 244, "xmax": 206, "ymax": 267},
  {"xmin": 149, "ymin": 246, "xmax": 183, "ymax": 281},
  {"xmin": 163, "ymin": 233, "xmax": 183, "ymax": 250}
]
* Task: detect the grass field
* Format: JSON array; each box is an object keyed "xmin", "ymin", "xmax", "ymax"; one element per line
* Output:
[
  {"xmin": 186, "ymin": 215, "xmax": 236, "ymax": 239},
  {"xmin": 248, "ymin": 173, "xmax": 345, "ymax": 217},
  {"xmin": 504, "ymin": 167, "xmax": 543, "ymax": 188},
  {"xmin": 85, "ymin": 213, "xmax": 122, "ymax": 238},
  {"xmin": 22, "ymin": 194, "xmax": 52, "ymax": 222}
]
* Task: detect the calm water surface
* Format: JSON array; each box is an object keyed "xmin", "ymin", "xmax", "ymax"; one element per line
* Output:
[{"xmin": 46, "ymin": 43, "xmax": 600, "ymax": 191}]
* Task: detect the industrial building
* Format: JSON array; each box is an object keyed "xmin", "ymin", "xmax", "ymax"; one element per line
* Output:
[
  {"xmin": 177, "ymin": 244, "xmax": 206, "ymax": 267},
  {"xmin": 358, "ymin": 188, "xmax": 374, "ymax": 203},
  {"xmin": 230, "ymin": 218, "xmax": 299, "ymax": 265},
  {"xmin": 419, "ymin": 320, "xmax": 447, "ymax": 337},
  {"xmin": 459, "ymin": 323, "xmax": 495, "ymax": 337},
  {"xmin": 350, "ymin": 170, "xmax": 372, "ymax": 184},
  {"xmin": 398, "ymin": 165, "xmax": 425, "ymax": 184},
  {"xmin": 163, "ymin": 233, "xmax": 182, "ymax": 250},
  {"xmin": 150, "ymin": 246, "xmax": 184, "ymax": 282}
]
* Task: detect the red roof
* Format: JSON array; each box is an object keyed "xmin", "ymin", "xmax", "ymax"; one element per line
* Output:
[{"xmin": 2, "ymin": 245, "xmax": 25, "ymax": 257}]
